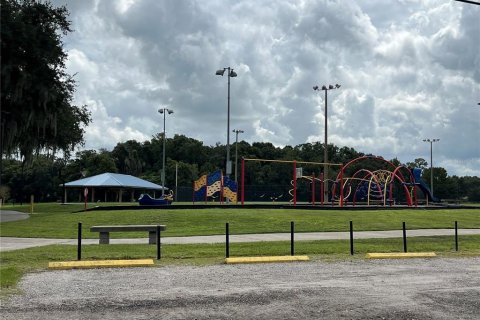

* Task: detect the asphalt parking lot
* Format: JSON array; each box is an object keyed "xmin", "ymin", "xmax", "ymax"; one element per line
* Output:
[{"xmin": 1, "ymin": 257, "xmax": 479, "ymax": 319}]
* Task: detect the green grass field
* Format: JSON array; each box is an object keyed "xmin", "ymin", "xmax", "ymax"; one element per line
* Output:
[{"xmin": 1, "ymin": 203, "xmax": 479, "ymax": 239}]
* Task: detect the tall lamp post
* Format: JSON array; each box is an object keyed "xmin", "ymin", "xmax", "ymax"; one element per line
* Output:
[
  {"xmin": 313, "ymin": 84, "xmax": 341, "ymax": 201},
  {"xmin": 216, "ymin": 67, "xmax": 237, "ymax": 178},
  {"xmin": 158, "ymin": 107, "xmax": 174, "ymax": 197},
  {"xmin": 423, "ymin": 138, "xmax": 439, "ymax": 197},
  {"xmin": 232, "ymin": 129, "xmax": 244, "ymax": 184}
]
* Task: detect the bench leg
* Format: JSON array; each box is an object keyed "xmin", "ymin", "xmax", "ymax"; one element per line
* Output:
[
  {"xmin": 99, "ymin": 232, "xmax": 110, "ymax": 244},
  {"xmin": 149, "ymin": 231, "xmax": 157, "ymax": 245}
]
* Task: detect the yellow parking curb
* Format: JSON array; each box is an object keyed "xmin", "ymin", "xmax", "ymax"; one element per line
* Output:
[
  {"xmin": 48, "ymin": 259, "xmax": 155, "ymax": 270},
  {"xmin": 366, "ymin": 252, "xmax": 436, "ymax": 259},
  {"xmin": 225, "ymin": 255, "xmax": 310, "ymax": 264}
]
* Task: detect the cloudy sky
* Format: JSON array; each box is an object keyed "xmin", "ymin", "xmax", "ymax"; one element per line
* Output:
[{"xmin": 54, "ymin": 0, "xmax": 479, "ymax": 176}]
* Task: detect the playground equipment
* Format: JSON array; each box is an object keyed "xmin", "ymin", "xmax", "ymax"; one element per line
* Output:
[
  {"xmin": 289, "ymin": 175, "xmax": 320, "ymax": 205},
  {"xmin": 332, "ymin": 156, "xmax": 439, "ymax": 206},
  {"xmin": 240, "ymin": 155, "xmax": 439, "ymax": 207},
  {"xmin": 240, "ymin": 158, "xmax": 344, "ymax": 206},
  {"xmin": 193, "ymin": 170, "xmax": 238, "ymax": 203},
  {"xmin": 411, "ymin": 168, "xmax": 439, "ymax": 202},
  {"xmin": 138, "ymin": 192, "xmax": 173, "ymax": 206}
]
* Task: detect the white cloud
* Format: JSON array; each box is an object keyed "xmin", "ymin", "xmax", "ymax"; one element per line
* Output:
[
  {"xmin": 80, "ymin": 100, "xmax": 150, "ymax": 151},
  {"xmin": 59, "ymin": 0, "xmax": 479, "ymax": 176}
]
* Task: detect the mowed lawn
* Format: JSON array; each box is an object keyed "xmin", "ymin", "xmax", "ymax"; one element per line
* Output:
[{"xmin": 1, "ymin": 203, "xmax": 479, "ymax": 239}]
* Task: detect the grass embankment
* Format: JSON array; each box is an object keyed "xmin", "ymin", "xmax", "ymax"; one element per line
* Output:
[
  {"xmin": 1, "ymin": 203, "xmax": 480, "ymax": 239},
  {"xmin": 2, "ymin": 235, "xmax": 480, "ymax": 297}
]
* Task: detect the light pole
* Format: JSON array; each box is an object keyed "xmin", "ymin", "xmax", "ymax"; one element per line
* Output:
[
  {"xmin": 216, "ymin": 67, "xmax": 237, "ymax": 178},
  {"xmin": 313, "ymin": 84, "xmax": 341, "ymax": 201},
  {"xmin": 158, "ymin": 107, "xmax": 174, "ymax": 197},
  {"xmin": 423, "ymin": 138, "xmax": 439, "ymax": 197},
  {"xmin": 232, "ymin": 129, "xmax": 244, "ymax": 184}
]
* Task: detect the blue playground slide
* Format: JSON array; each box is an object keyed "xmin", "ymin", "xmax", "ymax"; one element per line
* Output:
[{"xmin": 411, "ymin": 168, "xmax": 440, "ymax": 202}]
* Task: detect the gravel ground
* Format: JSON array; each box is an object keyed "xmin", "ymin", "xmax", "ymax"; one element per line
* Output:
[{"xmin": 1, "ymin": 257, "xmax": 479, "ymax": 319}]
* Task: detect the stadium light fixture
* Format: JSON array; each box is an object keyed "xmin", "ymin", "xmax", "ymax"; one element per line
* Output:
[
  {"xmin": 423, "ymin": 138, "xmax": 440, "ymax": 199},
  {"xmin": 313, "ymin": 83, "xmax": 341, "ymax": 202},
  {"xmin": 216, "ymin": 67, "xmax": 238, "ymax": 181},
  {"xmin": 158, "ymin": 107, "xmax": 174, "ymax": 197}
]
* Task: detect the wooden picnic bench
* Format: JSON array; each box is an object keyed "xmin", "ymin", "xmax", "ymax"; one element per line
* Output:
[{"xmin": 90, "ymin": 225, "xmax": 166, "ymax": 245}]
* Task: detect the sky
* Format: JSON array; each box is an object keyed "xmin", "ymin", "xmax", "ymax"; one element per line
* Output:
[{"xmin": 54, "ymin": 0, "xmax": 479, "ymax": 176}]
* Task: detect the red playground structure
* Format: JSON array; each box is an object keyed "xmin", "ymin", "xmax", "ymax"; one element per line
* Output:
[{"xmin": 240, "ymin": 155, "xmax": 432, "ymax": 207}]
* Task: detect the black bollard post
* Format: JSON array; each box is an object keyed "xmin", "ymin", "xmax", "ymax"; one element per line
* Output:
[
  {"xmin": 350, "ymin": 221, "xmax": 354, "ymax": 256},
  {"xmin": 402, "ymin": 222, "xmax": 407, "ymax": 253},
  {"xmin": 291, "ymin": 221, "xmax": 295, "ymax": 256},
  {"xmin": 77, "ymin": 222, "xmax": 82, "ymax": 261},
  {"xmin": 156, "ymin": 225, "xmax": 161, "ymax": 260},
  {"xmin": 226, "ymin": 223, "xmax": 230, "ymax": 258},
  {"xmin": 455, "ymin": 221, "xmax": 458, "ymax": 252}
]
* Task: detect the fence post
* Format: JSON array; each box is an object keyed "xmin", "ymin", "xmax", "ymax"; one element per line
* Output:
[
  {"xmin": 291, "ymin": 221, "xmax": 295, "ymax": 256},
  {"xmin": 455, "ymin": 221, "xmax": 458, "ymax": 252},
  {"xmin": 350, "ymin": 221, "xmax": 354, "ymax": 255},
  {"xmin": 226, "ymin": 223, "xmax": 230, "ymax": 258},
  {"xmin": 156, "ymin": 225, "xmax": 161, "ymax": 260},
  {"xmin": 402, "ymin": 222, "xmax": 407, "ymax": 253},
  {"xmin": 77, "ymin": 222, "xmax": 82, "ymax": 261}
]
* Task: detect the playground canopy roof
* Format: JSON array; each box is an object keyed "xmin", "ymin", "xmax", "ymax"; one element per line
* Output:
[{"xmin": 64, "ymin": 173, "xmax": 167, "ymax": 190}]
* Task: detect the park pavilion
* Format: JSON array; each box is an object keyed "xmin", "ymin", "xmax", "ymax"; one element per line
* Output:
[{"xmin": 64, "ymin": 172, "xmax": 166, "ymax": 203}]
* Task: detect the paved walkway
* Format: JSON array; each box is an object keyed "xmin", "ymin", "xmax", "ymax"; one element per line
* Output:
[
  {"xmin": 0, "ymin": 210, "xmax": 29, "ymax": 223},
  {"xmin": 2, "ymin": 229, "xmax": 480, "ymax": 252}
]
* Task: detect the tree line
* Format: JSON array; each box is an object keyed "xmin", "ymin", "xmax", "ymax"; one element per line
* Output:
[{"xmin": 1, "ymin": 134, "xmax": 479, "ymax": 203}]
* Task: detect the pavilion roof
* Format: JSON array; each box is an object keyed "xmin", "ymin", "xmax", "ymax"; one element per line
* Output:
[{"xmin": 65, "ymin": 173, "xmax": 166, "ymax": 190}]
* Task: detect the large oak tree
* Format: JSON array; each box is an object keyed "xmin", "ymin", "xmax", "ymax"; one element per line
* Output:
[{"xmin": 1, "ymin": 0, "xmax": 90, "ymax": 162}]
